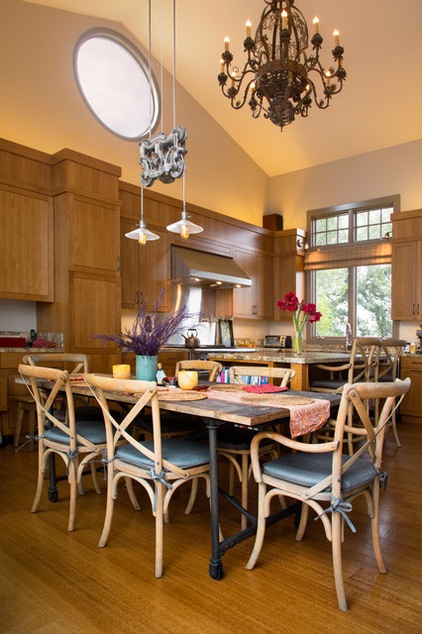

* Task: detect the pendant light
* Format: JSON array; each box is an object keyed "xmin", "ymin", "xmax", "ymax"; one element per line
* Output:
[
  {"xmin": 166, "ymin": 170, "xmax": 203, "ymax": 240},
  {"xmin": 125, "ymin": 185, "xmax": 159, "ymax": 245}
]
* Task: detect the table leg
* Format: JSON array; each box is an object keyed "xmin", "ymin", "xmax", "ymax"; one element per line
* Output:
[{"xmin": 207, "ymin": 419, "xmax": 224, "ymax": 580}]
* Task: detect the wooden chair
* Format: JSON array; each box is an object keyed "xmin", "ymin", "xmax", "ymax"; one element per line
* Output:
[
  {"xmin": 312, "ymin": 338, "xmax": 381, "ymax": 454},
  {"xmin": 83, "ymin": 373, "xmax": 211, "ymax": 578},
  {"xmin": 23, "ymin": 353, "xmax": 103, "ymax": 422},
  {"xmin": 217, "ymin": 366, "xmax": 296, "ymax": 530},
  {"xmin": 175, "ymin": 359, "xmax": 223, "ymax": 382},
  {"xmin": 245, "ymin": 378, "xmax": 411, "ymax": 611},
  {"xmin": 18, "ymin": 364, "xmax": 108, "ymax": 532},
  {"xmin": 373, "ymin": 339, "xmax": 407, "ymax": 447},
  {"xmin": 14, "ymin": 395, "xmax": 36, "ymax": 451},
  {"xmin": 310, "ymin": 337, "xmax": 380, "ymax": 394}
]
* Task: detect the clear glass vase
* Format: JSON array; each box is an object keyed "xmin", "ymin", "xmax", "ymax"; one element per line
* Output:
[{"xmin": 292, "ymin": 330, "xmax": 303, "ymax": 355}]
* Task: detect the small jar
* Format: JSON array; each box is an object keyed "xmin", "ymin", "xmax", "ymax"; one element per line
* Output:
[{"xmin": 410, "ymin": 342, "xmax": 417, "ymax": 354}]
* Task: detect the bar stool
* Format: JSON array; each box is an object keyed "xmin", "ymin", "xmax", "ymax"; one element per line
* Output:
[{"xmin": 14, "ymin": 395, "xmax": 36, "ymax": 450}]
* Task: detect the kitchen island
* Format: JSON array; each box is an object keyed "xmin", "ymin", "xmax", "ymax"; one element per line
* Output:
[{"xmin": 208, "ymin": 349, "xmax": 350, "ymax": 391}]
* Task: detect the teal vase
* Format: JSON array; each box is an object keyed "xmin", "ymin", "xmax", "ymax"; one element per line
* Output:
[{"xmin": 136, "ymin": 355, "xmax": 158, "ymax": 381}]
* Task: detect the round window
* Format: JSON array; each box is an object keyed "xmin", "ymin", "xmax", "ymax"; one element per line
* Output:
[{"xmin": 74, "ymin": 28, "xmax": 160, "ymax": 140}]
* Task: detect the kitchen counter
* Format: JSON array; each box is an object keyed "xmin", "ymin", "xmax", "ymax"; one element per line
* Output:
[
  {"xmin": 208, "ymin": 349, "xmax": 350, "ymax": 391},
  {"xmin": 0, "ymin": 347, "xmax": 62, "ymax": 353}
]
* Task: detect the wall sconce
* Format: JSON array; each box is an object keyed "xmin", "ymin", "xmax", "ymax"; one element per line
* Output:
[{"xmin": 297, "ymin": 238, "xmax": 309, "ymax": 250}]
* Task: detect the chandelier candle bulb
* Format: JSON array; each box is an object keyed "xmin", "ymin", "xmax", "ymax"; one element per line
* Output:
[
  {"xmin": 313, "ymin": 17, "xmax": 319, "ymax": 34},
  {"xmin": 220, "ymin": 58, "xmax": 224, "ymax": 72},
  {"xmin": 333, "ymin": 29, "xmax": 340, "ymax": 46},
  {"xmin": 246, "ymin": 20, "xmax": 252, "ymax": 38},
  {"xmin": 224, "ymin": 36, "xmax": 230, "ymax": 51},
  {"xmin": 281, "ymin": 9, "xmax": 288, "ymax": 29}
]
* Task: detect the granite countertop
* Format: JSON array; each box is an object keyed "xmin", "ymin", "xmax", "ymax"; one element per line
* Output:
[
  {"xmin": 0, "ymin": 347, "xmax": 63, "ymax": 353},
  {"xmin": 208, "ymin": 349, "xmax": 351, "ymax": 365}
]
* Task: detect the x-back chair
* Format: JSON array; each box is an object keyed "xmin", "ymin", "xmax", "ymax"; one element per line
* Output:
[
  {"xmin": 83, "ymin": 373, "xmax": 211, "ymax": 578},
  {"xmin": 245, "ymin": 378, "xmax": 411, "ymax": 611},
  {"xmin": 18, "ymin": 364, "xmax": 108, "ymax": 532}
]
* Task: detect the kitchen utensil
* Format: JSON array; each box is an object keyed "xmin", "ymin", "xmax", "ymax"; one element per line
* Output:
[{"xmin": 182, "ymin": 329, "xmax": 200, "ymax": 348}]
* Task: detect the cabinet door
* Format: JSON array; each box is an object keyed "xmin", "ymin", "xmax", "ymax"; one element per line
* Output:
[
  {"xmin": 255, "ymin": 252, "xmax": 274, "ymax": 319},
  {"xmin": 120, "ymin": 219, "xmax": 170, "ymax": 311},
  {"xmin": 121, "ymin": 218, "xmax": 140, "ymax": 308},
  {"xmin": 233, "ymin": 249, "xmax": 256, "ymax": 318},
  {"xmin": 137, "ymin": 230, "xmax": 170, "ymax": 312},
  {"xmin": 70, "ymin": 199, "xmax": 119, "ymax": 275},
  {"xmin": 233, "ymin": 249, "xmax": 274, "ymax": 319},
  {"xmin": 400, "ymin": 357, "xmax": 422, "ymax": 420},
  {"xmin": 70, "ymin": 273, "xmax": 120, "ymax": 351},
  {"xmin": 0, "ymin": 189, "xmax": 54, "ymax": 301},
  {"xmin": 273, "ymin": 255, "xmax": 305, "ymax": 321},
  {"xmin": 392, "ymin": 241, "xmax": 422, "ymax": 320}
]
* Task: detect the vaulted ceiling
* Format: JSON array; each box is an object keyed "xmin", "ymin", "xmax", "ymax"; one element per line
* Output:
[{"xmin": 25, "ymin": 0, "xmax": 422, "ymax": 177}]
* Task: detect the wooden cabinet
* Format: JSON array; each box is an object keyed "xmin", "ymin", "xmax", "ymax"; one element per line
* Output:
[
  {"xmin": 391, "ymin": 209, "xmax": 422, "ymax": 321},
  {"xmin": 233, "ymin": 248, "xmax": 273, "ymax": 319},
  {"xmin": 120, "ymin": 218, "xmax": 170, "ymax": 311},
  {"xmin": 392, "ymin": 240, "xmax": 422, "ymax": 320},
  {"xmin": 37, "ymin": 150, "xmax": 122, "ymax": 373},
  {"xmin": 400, "ymin": 356, "xmax": 422, "ymax": 423},
  {"xmin": 0, "ymin": 187, "xmax": 54, "ymax": 301},
  {"xmin": 273, "ymin": 229, "xmax": 306, "ymax": 321},
  {"xmin": 0, "ymin": 352, "xmax": 31, "ymax": 438}
]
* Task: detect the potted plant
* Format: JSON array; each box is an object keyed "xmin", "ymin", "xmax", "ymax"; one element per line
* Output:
[{"xmin": 95, "ymin": 289, "xmax": 190, "ymax": 380}]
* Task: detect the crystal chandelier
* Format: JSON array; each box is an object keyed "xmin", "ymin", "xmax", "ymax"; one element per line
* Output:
[{"xmin": 218, "ymin": 0, "xmax": 346, "ymax": 131}]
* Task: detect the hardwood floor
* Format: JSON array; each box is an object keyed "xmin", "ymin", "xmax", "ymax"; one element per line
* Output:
[{"xmin": 0, "ymin": 423, "xmax": 421, "ymax": 633}]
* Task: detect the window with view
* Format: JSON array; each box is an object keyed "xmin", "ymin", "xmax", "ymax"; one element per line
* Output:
[{"xmin": 305, "ymin": 196, "xmax": 400, "ymax": 343}]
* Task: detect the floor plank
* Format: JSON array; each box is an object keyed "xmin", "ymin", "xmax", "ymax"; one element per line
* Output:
[{"xmin": 0, "ymin": 423, "xmax": 421, "ymax": 633}]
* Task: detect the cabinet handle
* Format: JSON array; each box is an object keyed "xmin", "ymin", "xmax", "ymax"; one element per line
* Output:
[{"xmin": 117, "ymin": 256, "xmax": 121, "ymax": 272}]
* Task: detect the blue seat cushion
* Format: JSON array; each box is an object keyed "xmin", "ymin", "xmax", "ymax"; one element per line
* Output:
[
  {"xmin": 44, "ymin": 420, "xmax": 107, "ymax": 445},
  {"xmin": 263, "ymin": 452, "xmax": 377, "ymax": 492},
  {"xmin": 116, "ymin": 439, "xmax": 210, "ymax": 471}
]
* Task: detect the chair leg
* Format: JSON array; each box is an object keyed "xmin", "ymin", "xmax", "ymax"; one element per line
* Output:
[
  {"xmin": 98, "ymin": 474, "xmax": 117, "ymax": 547},
  {"xmin": 66, "ymin": 460, "xmax": 78, "ymax": 532},
  {"xmin": 240, "ymin": 453, "xmax": 249, "ymax": 530},
  {"xmin": 31, "ymin": 445, "xmax": 47, "ymax": 513},
  {"xmin": 245, "ymin": 482, "xmax": 267, "ymax": 570},
  {"xmin": 370, "ymin": 482, "xmax": 387, "ymax": 573},
  {"xmin": 390, "ymin": 411, "xmax": 402, "ymax": 448},
  {"xmin": 184, "ymin": 477, "xmax": 199, "ymax": 515},
  {"xmin": 125, "ymin": 477, "xmax": 142, "ymax": 510},
  {"xmin": 154, "ymin": 483, "xmax": 165, "ymax": 578},
  {"xmin": 15, "ymin": 403, "xmax": 25, "ymax": 447},
  {"xmin": 295, "ymin": 502, "xmax": 309, "ymax": 541},
  {"xmin": 331, "ymin": 511, "xmax": 348, "ymax": 611}
]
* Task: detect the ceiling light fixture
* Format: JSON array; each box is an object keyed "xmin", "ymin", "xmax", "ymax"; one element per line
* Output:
[
  {"xmin": 125, "ymin": 185, "xmax": 159, "ymax": 245},
  {"xmin": 166, "ymin": 170, "xmax": 203, "ymax": 240},
  {"xmin": 218, "ymin": 0, "xmax": 346, "ymax": 131},
  {"xmin": 134, "ymin": 0, "xmax": 202, "ymax": 241}
]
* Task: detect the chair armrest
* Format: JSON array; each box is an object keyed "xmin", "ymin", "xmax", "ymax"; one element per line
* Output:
[{"xmin": 249, "ymin": 431, "xmax": 338, "ymax": 482}]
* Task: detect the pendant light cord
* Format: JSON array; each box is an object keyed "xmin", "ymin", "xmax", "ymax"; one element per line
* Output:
[{"xmin": 172, "ymin": 0, "xmax": 177, "ymax": 129}]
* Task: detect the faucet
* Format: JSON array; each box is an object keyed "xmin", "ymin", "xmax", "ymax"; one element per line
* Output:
[{"xmin": 345, "ymin": 323, "xmax": 352, "ymax": 351}]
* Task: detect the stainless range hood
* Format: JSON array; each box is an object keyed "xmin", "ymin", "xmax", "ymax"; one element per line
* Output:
[{"xmin": 171, "ymin": 246, "xmax": 251, "ymax": 288}]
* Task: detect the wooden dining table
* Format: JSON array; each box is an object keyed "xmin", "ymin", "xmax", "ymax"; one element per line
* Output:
[{"xmin": 20, "ymin": 375, "xmax": 341, "ymax": 580}]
